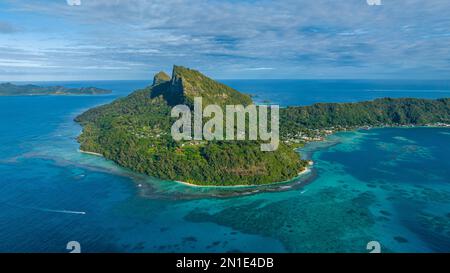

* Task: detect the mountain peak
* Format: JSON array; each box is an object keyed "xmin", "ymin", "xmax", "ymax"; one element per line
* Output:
[
  {"xmin": 150, "ymin": 65, "xmax": 252, "ymax": 107},
  {"xmin": 172, "ymin": 65, "xmax": 199, "ymax": 77},
  {"xmin": 152, "ymin": 71, "xmax": 170, "ymax": 85},
  {"xmin": 161, "ymin": 65, "xmax": 252, "ymax": 107}
]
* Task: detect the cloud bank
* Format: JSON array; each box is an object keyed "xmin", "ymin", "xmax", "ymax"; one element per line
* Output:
[{"xmin": 0, "ymin": 0, "xmax": 449, "ymax": 80}]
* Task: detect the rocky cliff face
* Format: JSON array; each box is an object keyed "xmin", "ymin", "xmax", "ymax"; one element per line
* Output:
[{"xmin": 151, "ymin": 65, "xmax": 252, "ymax": 107}]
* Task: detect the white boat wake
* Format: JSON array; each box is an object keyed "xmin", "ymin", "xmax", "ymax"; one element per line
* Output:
[
  {"xmin": 32, "ymin": 208, "xmax": 86, "ymax": 215},
  {"xmin": 3, "ymin": 203, "xmax": 86, "ymax": 215}
]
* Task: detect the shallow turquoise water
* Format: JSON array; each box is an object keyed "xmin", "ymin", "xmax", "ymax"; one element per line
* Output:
[{"xmin": 0, "ymin": 80, "xmax": 449, "ymax": 252}]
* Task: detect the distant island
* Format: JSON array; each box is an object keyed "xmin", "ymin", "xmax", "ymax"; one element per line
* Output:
[
  {"xmin": 0, "ymin": 83, "xmax": 111, "ymax": 96},
  {"xmin": 75, "ymin": 65, "xmax": 450, "ymax": 186}
]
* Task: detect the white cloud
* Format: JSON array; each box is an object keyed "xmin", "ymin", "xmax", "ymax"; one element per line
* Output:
[
  {"xmin": 67, "ymin": 0, "xmax": 81, "ymax": 6},
  {"xmin": 1, "ymin": 0, "xmax": 450, "ymax": 80},
  {"xmin": 241, "ymin": 67, "xmax": 274, "ymax": 71}
]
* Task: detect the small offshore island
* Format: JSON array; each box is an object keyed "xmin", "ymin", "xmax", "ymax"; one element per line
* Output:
[
  {"xmin": 0, "ymin": 82, "xmax": 111, "ymax": 96},
  {"xmin": 75, "ymin": 65, "xmax": 450, "ymax": 186}
]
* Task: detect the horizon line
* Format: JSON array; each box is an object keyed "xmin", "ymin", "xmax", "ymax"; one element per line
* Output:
[{"xmin": 3, "ymin": 78, "xmax": 450, "ymax": 83}]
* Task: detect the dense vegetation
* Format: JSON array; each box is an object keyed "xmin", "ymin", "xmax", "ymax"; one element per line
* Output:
[
  {"xmin": 280, "ymin": 98, "xmax": 450, "ymax": 138},
  {"xmin": 76, "ymin": 65, "xmax": 450, "ymax": 185},
  {"xmin": 0, "ymin": 83, "xmax": 111, "ymax": 96},
  {"xmin": 76, "ymin": 66, "xmax": 307, "ymax": 186}
]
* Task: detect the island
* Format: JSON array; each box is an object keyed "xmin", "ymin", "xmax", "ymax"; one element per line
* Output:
[
  {"xmin": 280, "ymin": 97, "xmax": 450, "ymax": 143},
  {"xmin": 75, "ymin": 65, "xmax": 450, "ymax": 186},
  {"xmin": 0, "ymin": 82, "xmax": 111, "ymax": 96}
]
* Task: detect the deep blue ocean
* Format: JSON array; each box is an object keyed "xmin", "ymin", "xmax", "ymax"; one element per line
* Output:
[{"xmin": 0, "ymin": 80, "xmax": 449, "ymax": 252}]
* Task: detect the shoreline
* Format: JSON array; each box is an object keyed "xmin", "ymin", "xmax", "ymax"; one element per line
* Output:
[
  {"xmin": 76, "ymin": 125, "xmax": 450, "ymax": 190},
  {"xmin": 78, "ymin": 147, "xmax": 315, "ymax": 189},
  {"xmin": 173, "ymin": 164, "xmax": 313, "ymax": 189},
  {"xmin": 79, "ymin": 149, "xmax": 103, "ymax": 157}
]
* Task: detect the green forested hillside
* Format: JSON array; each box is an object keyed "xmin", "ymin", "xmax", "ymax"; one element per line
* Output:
[
  {"xmin": 280, "ymin": 98, "xmax": 450, "ymax": 138},
  {"xmin": 76, "ymin": 66, "xmax": 450, "ymax": 185},
  {"xmin": 76, "ymin": 66, "xmax": 306, "ymax": 186}
]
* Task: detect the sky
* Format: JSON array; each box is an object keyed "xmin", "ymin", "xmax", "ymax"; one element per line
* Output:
[{"xmin": 0, "ymin": 0, "xmax": 450, "ymax": 81}]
